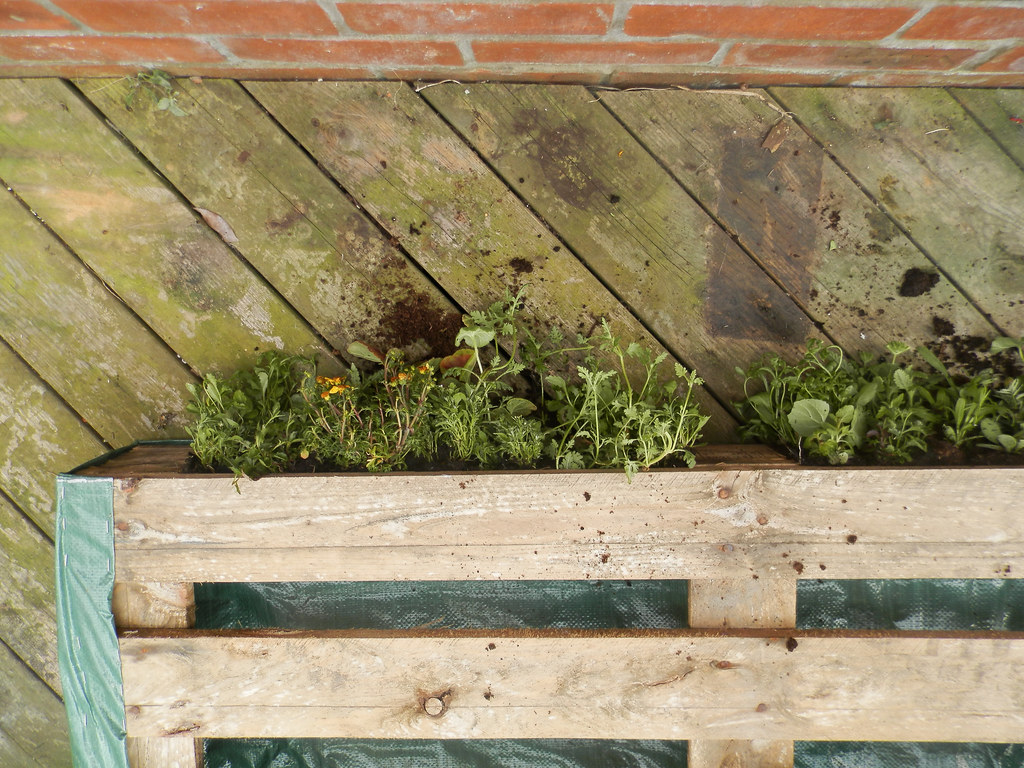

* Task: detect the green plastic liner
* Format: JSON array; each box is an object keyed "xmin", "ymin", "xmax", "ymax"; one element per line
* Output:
[{"xmin": 56, "ymin": 473, "xmax": 130, "ymax": 768}]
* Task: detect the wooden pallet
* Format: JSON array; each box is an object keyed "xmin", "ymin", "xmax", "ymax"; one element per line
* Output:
[{"xmin": 74, "ymin": 443, "xmax": 1024, "ymax": 768}]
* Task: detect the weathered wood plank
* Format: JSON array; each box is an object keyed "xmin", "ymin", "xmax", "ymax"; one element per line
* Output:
[
  {"xmin": 600, "ymin": 89, "xmax": 1000, "ymax": 355},
  {"xmin": 244, "ymin": 80, "xmax": 736, "ymax": 439},
  {"xmin": 113, "ymin": 582, "xmax": 195, "ymax": 631},
  {"xmin": 0, "ymin": 725, "xmax": 45, "ymax": 768},
  {"xmin": 689, "ymin": 566, "xmax": 796, "ymax": 765},
  {"xmin": 0, "ymin": 494, "xmax": 60, "ymax": 694},
  {"xmin": 80, "ymin": 77, "xmax": 462, "ymax": 362},
  {"xmin": 769, "ymin": 87, "xmax": 1024, "ymax": 337},
  {"xmin": 688, "ymin": 741, "xmax": 793, "ymax": 768},
  {"xmin": 689, "ymin": 579, "xmax": 796, "ymax": 630},
  {"xmin": 111, "ymin": 467, "xmax": 1024, "ymax": 582},
  {"xmin": 120, "ymin": 632, "xmax": 1024, "ymax": 741},
  {"xmin": 126, "ymin": 739, "xmax": 201, "ymax": 768},
  {"xmin": 0, "ymin": 641, "xmax": 70, "ymax": 767},
  {"xmin": 0, "ymin": 78, "xmax": 336, "ymax": 375},
  {"xmin": 423, "ymin": 83, "xmax": 816, "ymax": 405},
  {"xmin": 0, "ymin": 187, "xmax": 193, "ymax": 445},
  {"xmin": 951, "ymin": 88, "xmax": 1024, "ymax": 170},
  {"xmin": 114, "ymin": 582, "xmax": 199, "ymax": 768},
  {"xmin": 0, "ymin": 341, "xmax": 107, "ymax": 536}
]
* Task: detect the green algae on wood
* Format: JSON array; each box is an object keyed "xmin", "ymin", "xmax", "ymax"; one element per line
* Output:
[
  {"xmin": 0, "ymin": 494, "xmax": 60, "ymax": 694},
  {"xmin": 0, "ymin": 78, "xmax": 335, "ymax": 376},
  {"xmin": 0, "ymin": 342, "xmax": 106, "ymax": 538},
  {"xmin": 81, "ymin": 77, "xmax": 462, "ymax": 362},
  {"xmin": 0, "ymin": 640, "xmax": 71, "ymax": 768},
  {"xmin": 770, "ymin": 87, "xmax": 1024, "ymax": 337},
  {"xmin": 424, "ymin": 83, "xmax": 815, "ymax": 407},
  {"xmin": 950, "ymin": 88, "xmax": 1024, "ymax": 172},
  {"xmin": 0, "ymin": 188, "xmax": 194, "ymax": 445},
  {"xmin": 601, "ymin": 88, "xmax": 1001, "ymax": 356},
  {"xmin": 246, "ymin": 80, "xmax": 736, "ymax": 439}
]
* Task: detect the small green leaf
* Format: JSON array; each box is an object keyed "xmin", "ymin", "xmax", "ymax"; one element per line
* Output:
[
  {"xmin": 886, "ymin": 341, "xmax": 911, "ymax": 357},
  {"xmin": 503, "ymin": 397, "xmax": 537, "ymax": 417},
  {"xmin": 456, "ymin": 327, "xmax": 495, "ymax": 349},
  {"xmin": 990, "ymin": 337, "xmax": 1023, "ymax": 353},
  {"xmin": 998, "ymin": 434, "xmax": 1018, "ymax": 452},
  {"xmin": 855, "ymin": 380, "xmax": 879, "ymax": 406},
  {"xmin": 893, "ymin": 368, "xmax": 914, "ymax": 391},
  {"xmin": 980, "ymin": 418, "xmax": 1004, "ymax": 443},
  {"xmin": 787, "ymin": 399, "xmax": 831, "ymax": 437},
  {"xmin": 347, "ymin": 341, "xmax": 384, "ymax": 363}
]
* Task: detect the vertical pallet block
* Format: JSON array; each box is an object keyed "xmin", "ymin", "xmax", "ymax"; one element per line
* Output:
[{"xmin": 70, "ymin": 444, "xmax": 1024, "ymax": 768}]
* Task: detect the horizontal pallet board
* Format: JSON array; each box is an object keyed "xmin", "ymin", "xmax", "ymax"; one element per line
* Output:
[
  {"xmin": 119, "ymin": 630, "xmax": 1024, "ymax": 742},
  {"xmin": 104, "ymin": 446, "xmax": 1024, "ymax": 583}
]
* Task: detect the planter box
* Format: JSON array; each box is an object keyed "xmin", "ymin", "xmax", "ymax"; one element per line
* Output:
[{"xmin": 58, "ymin": 443, "xmax": 1024, "ymax": 768}]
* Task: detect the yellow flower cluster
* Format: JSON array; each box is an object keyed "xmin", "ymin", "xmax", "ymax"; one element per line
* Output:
[
  {"xmin": 388, "ymin": 363, "xmax": 432, "ymax": 385},
  {"xmin": 316, "ymin": 375, "xmax": 351, "ymax": 400}
]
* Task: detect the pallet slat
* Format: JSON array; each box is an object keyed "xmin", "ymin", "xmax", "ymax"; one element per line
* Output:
[
  {"xmin": 119, "ymin": 631, "xmax": 1024, "ymax": 742},
  {"xmin": 111, "ymin": 465, "xmax": 1024, "ymax": 582}
]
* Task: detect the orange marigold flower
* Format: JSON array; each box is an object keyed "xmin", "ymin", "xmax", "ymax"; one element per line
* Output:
[{"xmin": 417, "ymin": 364, "xmax": 430, "ymax": 374}]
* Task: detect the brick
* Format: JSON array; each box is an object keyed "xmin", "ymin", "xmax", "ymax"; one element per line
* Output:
[
  {"xmin": 473, "ymin": 40, "xmax": 718, "ymax": 65},
  {"xmin": 725, "ymin": 43, "xmax": 977, "ymax": 71},
  {"xmin": 1, "ymin": 1, "xmax": 76, "ymax": 30},
  {"xmin": 831, "ymin": 70, "xmax": 1024, "ymax": 86},
  {"xmin": 0, "ymin": 34, "xmax": 225, "ymax": 62},
  {"xmin": 625, "ymin": 4, "xmax": 916, "ymax": 42},
  {"xmin": 904, "ymin": 6, "xmax": 1024, "ymax": 41},
  {"xmin": 978, "ymin": 46, "xmax": 1024, "ymax": 73},
  {"xmin": 338, "ymin": 2, "xmax": 612, "ymax": 35},
  {"xmin": 609, "ymin": 69, "xmax": 838, "ymax": 87},
  {"xmin": 393, "ymin": 68, "xmax": 606, "ymax": 84},
  {"xmin": 53, "ymin": 0, "xmax": 336, "ymax": 35},
  {"xmin": 224, "ymin": 38, "xmax": 464, "ymax": 66}
]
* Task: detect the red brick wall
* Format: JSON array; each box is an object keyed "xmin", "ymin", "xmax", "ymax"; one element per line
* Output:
[{"xmin": 1, "ymin": 1, "xmax": 1021, "ymax": 85}]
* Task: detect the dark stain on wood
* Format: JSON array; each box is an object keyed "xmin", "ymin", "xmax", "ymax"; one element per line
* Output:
[
  {"xmin": 899, "ymin": 267, "xmax": 940, "ymax": 297},
  {"xmin": 714, "ymin": 136, "xmax": 822, "ymax": 306},
  {"xmin": 704, "ymin": 228, "xmax": 809, "ymax": 344}
]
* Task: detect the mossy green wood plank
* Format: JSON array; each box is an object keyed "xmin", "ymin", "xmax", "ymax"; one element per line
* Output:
[
  {"xmin": 0, "ymin": 641, "xmax": 71, "ymax": 767},
  {"xmin": 0, "ymin": 494, "xmax": 60, "ymax": 694},
  {"xmin": 0, "ymin": 189, "xmax": 193, "ymax": 446},
  {"xmin": 0, "ymin": 731, "xmax": 42, "ymax": 768},
  {"xmin": 769, "ymin": 87, "xmax": 1024, "ymax": 337},
  {"xmin": 0, "ymin": 342, "xmax": 106, "ymax": 537},
  {"xmin": 80, "ymin": 78, "xmax": 462, "ymax": 362},
  {"xmin": 246, "ymin": 81, "xmax": 736, "ymax": 438},
  {"xmin": 950, "ymin": 88, "xmax": 1024, "ymax": 171},
  {"xmin": 423, "ymin": 84, "xmax": 816, "ymax": 406},
  {"xmin": 0, "ymin": 78, "xmax": 334, "ymax": 376},
  {"xmin": 600, "ymin": 89, "xmax": 1000, "ymax": 356}
]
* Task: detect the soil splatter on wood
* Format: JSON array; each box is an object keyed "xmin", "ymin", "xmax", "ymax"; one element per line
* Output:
[{"xmin": 898, "ymin": 267, "xmax": 939, "ymax": 297}]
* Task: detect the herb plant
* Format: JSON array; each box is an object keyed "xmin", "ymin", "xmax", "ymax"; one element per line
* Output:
[
  {"xmin": 737, "ymin": 337, "xmax": 1024, "ymax": 464},
  {"xmin": 186, "ymin": 290, "xmax": 709, "ymax": 479}
]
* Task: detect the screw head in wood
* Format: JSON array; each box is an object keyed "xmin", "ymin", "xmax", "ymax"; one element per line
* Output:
[{"xmin": 424, "ymin": 697, "xmax": 445, "ymax": 717}]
